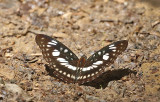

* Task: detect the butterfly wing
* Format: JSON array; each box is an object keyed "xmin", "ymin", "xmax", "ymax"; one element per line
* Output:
[
  {"xmin": 35, "ymin": 34, "xmax": 79, "ymax": 83},
  {"xmin": 77, "ymin": 40, "xmax": 128, "ymax": 84}
]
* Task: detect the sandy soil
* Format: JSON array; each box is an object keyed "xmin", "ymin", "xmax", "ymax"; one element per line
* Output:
[{"xmin": 0, "ymin": 0, "xmax": 160, "ymax": 101}]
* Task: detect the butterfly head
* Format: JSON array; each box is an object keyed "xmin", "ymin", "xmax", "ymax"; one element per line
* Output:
[
  {"xmin": 77, "ymin": 55, "xmax": 87, "ymax": 67},
  {"xmin": 81, "ymin": 55, "xmax": 87, "ymax": 60}
]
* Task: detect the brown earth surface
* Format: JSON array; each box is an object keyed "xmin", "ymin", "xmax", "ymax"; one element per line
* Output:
[{"xmin": 0, "ymin": 0, "xmax": 160, "ymax": 102}]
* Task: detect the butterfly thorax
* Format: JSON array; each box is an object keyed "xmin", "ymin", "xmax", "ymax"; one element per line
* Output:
[
  {"xmin": 77, "ymin": 55, "xmax": 87, "ymax": 67},
  {"xmin": 74, "ymin": 55, "xmax": 87, "ymax": 83}
]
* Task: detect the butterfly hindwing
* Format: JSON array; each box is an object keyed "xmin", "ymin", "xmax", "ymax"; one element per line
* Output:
[
  {"xmin": 77, "ymin": 40, "xmax": 128, "ymax": 84},
  {"xmin": 35, "ymin": 34, "xmax": 79, "ymax": 83}
]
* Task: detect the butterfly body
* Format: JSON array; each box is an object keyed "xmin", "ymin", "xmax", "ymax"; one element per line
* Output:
[{"xmin": 35, "ymin": 34, "xmax": 128, "ymax": 84}]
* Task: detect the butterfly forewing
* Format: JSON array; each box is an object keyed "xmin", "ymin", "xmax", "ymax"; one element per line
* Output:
[
  {"xmin": 35, "ymin": 34, "xmax": 79, "ymax": 83},
  {"xmin": 77, "ymin": 40, "xmax": 128, "ymax": 84}
]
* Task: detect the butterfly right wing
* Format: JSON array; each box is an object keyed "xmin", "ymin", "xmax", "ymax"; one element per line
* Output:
[
  {"xmin": 35, "ymin": 34, "xmax": 79, "ymax": 83},
  {"xmin": 77, "ymin": 40, "xmax": 128, "ymax": 84}
]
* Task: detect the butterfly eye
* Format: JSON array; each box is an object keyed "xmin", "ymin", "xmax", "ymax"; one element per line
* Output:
[{"xmin": 35, "ymin": 34, "xmax": 128, "ymax": 84}]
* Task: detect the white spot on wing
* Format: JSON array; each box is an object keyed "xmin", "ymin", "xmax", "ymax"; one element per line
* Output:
[
  {"xmin": 61, "ymin": 63, "xmax": 67, "ymax": 65},
  {"xmin": 92, "ymin": 65, "xmax": 97, "ymax": 68},
  {"xmin": 60, "ymin": 61, "xmax": 76, "ymax": 71},
  {"xmin": 109, "ymin": 44, "xmax": 114, "ymax": 47},
  {"xmin": 71, "ymin": 75, "xmax": 76, "ymax": 79},
  {"xmin": 66, "ymin": 65, "xmax": 76, "ymax": 70},
  {"xmin": 59, "ymin": 70, "xmax": 62, "ymax": 73},
  {"xmin": 79, "ymin": 76, "xmax": 83, "ymax": 79},
  {"xmin": 82, "ymin": 66, "xmax": 93, "ymax": 71},
  {"xmin": 60, "ymin": 47, "xmax": 63, "ymax": 51},
  {"xmin": 77, "ymin": 76, "xmax": 80, "ymax": 80},
  {"xmin": 109, "ymin": 46, "xmax": 116, "ymax": 49},
  {"xmin": 47, "ymin": 53, "xmax": 50, "ymax": 56},
  {"xmin": 51, "ymin": 40, "xmax": 57, "ymax": 44},
  {"xmin": 46, "ymin": 48, "xmax": 49, "ymax": 51},
  {"xmin": 53, "ymin": 64, "xmax": 56, "ymax": 67},
  {"xmin": 47, "ymin": 45, "xmax": 51, "ymax": 47},
  {"xmin": 63, "ymin": 72, "xmax": 66, "ymax": 75},
  {"xmin": 48, "ymin": 41, "xmax": 57, "ymax": 46},
  {"xmin": 112, "ymin": 50, "xmax": 116, "ymax": 52},
  {"xmin": 64, "ymin": 49, "xmax": 68, "ymax": 53},
  {"xmin": 65, "ymin": 56, "xmax": 69, "ymax": 59},
  {"xmin": 52, "ymin": 49, "xmax": 60, "ymax": 56},
  {"xmin": 93, "ymin": 61, "xmax": 103, "ymax": 65},
  {"xmin": 91, "ymin": 73, "xmax": 94, "ymax": 76},
  {"xmin": 83, "ymin": 76, "xmax": 87, "ymax": 79},
  {"xmin": 98, "ymin": 52, "xmax": 101, "ymax": 55},
  {"xmin": 57, "ymin": 58, "xmax": 68, "ymax": 62},
  {"xmin": 103, "ymin": 53, "xmax": 109, "ymax": 60},
  {"xmin": 87, "ymin": 74, "xmax": 90, "ymax": 77},
  {"xmin": 67, "ymin": 74, "xmax": 70, "ymax": 77},
  {"xmin": 109, "ymin": 44, "xmax": 116, "ymax": 50}
]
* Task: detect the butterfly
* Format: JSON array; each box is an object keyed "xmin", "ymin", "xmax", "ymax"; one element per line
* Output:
[{"xmin": 35, "ymin": 34, "xmax": 128, "ymax": 84}]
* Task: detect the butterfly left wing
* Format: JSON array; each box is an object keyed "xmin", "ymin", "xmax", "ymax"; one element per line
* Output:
[
  {"xmin": 77, "ymin": 40, "xmax": 128, "ymax": 84},
  {"xmin": 35, "ymin": 34, "xmax": 79, "ymax": 83}
]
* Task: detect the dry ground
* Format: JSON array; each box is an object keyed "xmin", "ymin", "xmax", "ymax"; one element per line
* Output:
[{"xmin": 0, "ymin": 0, "xmax": 160, "ymax": 102}]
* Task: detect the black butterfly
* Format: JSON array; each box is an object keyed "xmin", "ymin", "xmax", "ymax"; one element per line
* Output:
[{"xmin": 35, "ymin": 34, "xmax": 128, "ymax": 84}]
